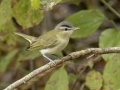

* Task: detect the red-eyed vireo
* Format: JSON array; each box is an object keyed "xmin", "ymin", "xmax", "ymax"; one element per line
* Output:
[{"xmin": 15, "ymin": 21, "xmax": 79, "ymax": 65}]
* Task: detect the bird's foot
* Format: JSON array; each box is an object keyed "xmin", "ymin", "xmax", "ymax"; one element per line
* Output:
[
  {"xmin": 51, "ymin": 54, "xmax": 64, "ymax": 63},
  {"xmin": 51, "ymin": 60, "xmax": 56, "ymax": 66},
  {"xmin": 60, "ymin": 57, "xmax": 64, "ymax": 62}
]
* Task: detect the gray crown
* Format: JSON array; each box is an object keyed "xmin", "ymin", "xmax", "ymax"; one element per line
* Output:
[{"xmin": 55, "ymin": 21, "xmax": 74, "ymax": 29}]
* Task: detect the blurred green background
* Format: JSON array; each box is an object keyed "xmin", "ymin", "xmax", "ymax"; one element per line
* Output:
[{"xmin": 0, "ymin": 0, "xmax": 120, "ymax": 90}]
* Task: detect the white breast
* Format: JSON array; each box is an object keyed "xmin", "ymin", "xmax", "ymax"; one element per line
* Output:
[{"xmin": 40, "ymin": 39, "xmax": 69, "ymax": 55}]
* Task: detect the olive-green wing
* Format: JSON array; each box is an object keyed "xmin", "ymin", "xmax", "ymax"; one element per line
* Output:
[
  {"xmin": 27, "ymin": 30, "xmax": 59, "ymax": 51},
  {"xmin": 28, "ymin": 34, "xmax": 59, "ymax": 50},
  {"xmin": 27, "ymin": 37, "xmax": 59, "ymax": 51}
]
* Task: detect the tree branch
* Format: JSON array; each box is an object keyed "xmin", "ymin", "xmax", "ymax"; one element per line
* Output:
[{"xmin": 4, "ymin": 47, "xmax": 120, "ymax": 90}]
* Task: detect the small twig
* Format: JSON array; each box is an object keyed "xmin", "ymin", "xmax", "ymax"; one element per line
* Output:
[
  {"xmin": 71, "ymin": 55, "xmax": 102, "ymax": 90},
  {"xmin": 87, "ymin": 54, "xmax": 95, "ymax": 59},
  {"xmin": 100, "ymin": 0, "xmax": 120, "ymax": 18},
  {"xmin": 30, "ymin": 60, "xmax": 36, "ymax": 90},
  {"xmin": 71, "ymin": 66, "xmax": 87, "ymax": 90},
  {"xmin": 80, "ymin": 82, "xmax": 85, "ymax": 90},
  {"xmin": 110, "ymin": 20, "xmax": 119, "ymax": 30},
  {"xmin": 4, "ymin": 47, "xmax": 120, "ymax": 90}
]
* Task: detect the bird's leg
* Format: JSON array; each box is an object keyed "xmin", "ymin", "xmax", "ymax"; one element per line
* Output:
[
  {"xmin": 52, "ymin": 54, "xmax": 64, "ymax": 62},
  {"xmin": 42, "ymin": 54, "xmax": 56, "ymax": 66}
]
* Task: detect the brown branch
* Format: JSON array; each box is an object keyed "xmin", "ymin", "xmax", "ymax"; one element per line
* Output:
[{"xmin": 4, "ymin": 47, "xmax": 120, "ymax": 90}]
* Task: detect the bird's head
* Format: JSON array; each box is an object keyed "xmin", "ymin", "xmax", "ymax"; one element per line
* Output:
[{"xmin": 54, "ymin": 21, "xmax": 80, "ymax": 38}]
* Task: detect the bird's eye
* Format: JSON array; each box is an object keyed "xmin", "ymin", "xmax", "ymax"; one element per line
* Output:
[{"xmin": 65, "ymin": 28, "xmax": 68, "ymax": 31}]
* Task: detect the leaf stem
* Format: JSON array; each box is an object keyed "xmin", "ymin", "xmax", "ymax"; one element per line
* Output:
[
  {"xmin": 110, "ymin": 20, "xmax": 119, "ymax": 30},
  {"xmin": 100, "ymin": 0, "xmax": 120, "ymax": 18}
]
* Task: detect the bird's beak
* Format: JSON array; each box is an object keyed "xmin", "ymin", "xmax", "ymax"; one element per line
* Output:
[{"xmin": 74, "ymin": 27, "xmax": 80, "ymax": 30}]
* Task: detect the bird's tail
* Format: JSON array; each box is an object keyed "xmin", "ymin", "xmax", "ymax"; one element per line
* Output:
[{"xmin": 14, "ymin": 32, "xmax": 36, "ymax": 44}]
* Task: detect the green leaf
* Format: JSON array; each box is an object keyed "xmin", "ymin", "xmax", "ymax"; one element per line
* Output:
[
  {"xmin": 103, "ymin": 59, "xmax": 120, "ymax": 90},
  {"xmin": 99, "ymin": 29, "xmax": 120, "ymax": 62},
  {"xmin": 31, "ymin": 0, "xmax": 40, "ymax": 10},
  {"xmin": 85, "ymin": 70, "xmax": 103, "ymax": 90},
  {"xmin": 0, "ymin": 0, "xmax": 12, "ymax": 30},
  {"xmin": 1, "ymin": 20, "xmax": 16, "ymax": 32},
  {"xmin": 13, "ymin": 0, "xmax": 43, "ymax": 29},
  {"xmin": 1, "ymin": 20, "xmax": 17, "ymax": 46},
  {"xmin": 0, "ymin": 49, "xmax": 18, "ymax": 72},
  {"xmin": 45, "ymin": 66, "xmax": 69, "ymax": 90},
  {"xmin": 66, "ymin": 10, "xmax": 107, "ymax": 38},
  {"xmin": 99, "ymin": 29, "xmax": 120, "ymax": 89}
]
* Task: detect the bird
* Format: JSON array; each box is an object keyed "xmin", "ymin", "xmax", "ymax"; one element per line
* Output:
[{"xmin": 14, "ymin": 21, "xmax": 79, "ymax": 65}]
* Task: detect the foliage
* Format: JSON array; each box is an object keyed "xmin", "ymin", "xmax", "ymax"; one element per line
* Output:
[
  {"xmin": 45, "ymin": 66, "xmax": 69, "ymax": 90},
  {"xmin": 0, "ymin": 49, "xmax": 18, "ymax": 72},
  {"xmin": 31, "ymin": 0, "xmax": 62, "ymax": 10},
  {"xmin": 0, "ymin": 0, "xmax": 12, "ymax": 30},
  {"xmin": 13, "ymin": 0, "xmax": 43, "ymax": 29},
  {"xmin": 66, "ymin": 10, "xmax": 107, "ymax": 38},
  {"xmin": 0, "ymin": 0, "xmax": 120, "ymax": 90},
  {"xmin": 30, "ymin": 0, "xmax": 40, "ymax": 10},
  {"xmin": 103, "ymin": 57, "xmax": 120, "ymax": 90},
  {"xmin": 99, "ymin": 29, "xmax": 120, "ymax": 90},
  {"xmin": 99, "ymin": 29, "xmax": 120, "ymax": 62},
  {"xmin": 85, "ymin": 70, "xmax": 103, "ymax": 90}
]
